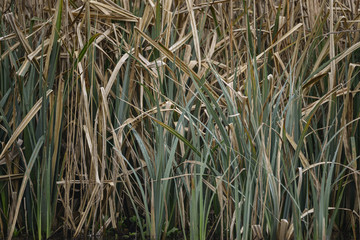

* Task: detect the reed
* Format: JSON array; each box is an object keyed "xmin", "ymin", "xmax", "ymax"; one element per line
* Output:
[{"xmin": 0, "ymin": 0, "xmax": 359, "ymax": 239}]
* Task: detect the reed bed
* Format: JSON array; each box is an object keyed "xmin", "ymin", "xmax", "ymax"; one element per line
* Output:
[{"xmin": 1, "ymin": 0, "xmax": 360, "ymax": 239}]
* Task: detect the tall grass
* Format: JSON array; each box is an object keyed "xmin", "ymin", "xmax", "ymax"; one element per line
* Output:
[{"xmin": 1, "ymin": 0, "xmax": 360, "ymax": 239}]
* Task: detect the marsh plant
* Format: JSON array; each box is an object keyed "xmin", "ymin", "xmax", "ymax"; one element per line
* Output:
[{"xmin": 0, "ymin": 0, "xmax": 360, "ymax": 239}]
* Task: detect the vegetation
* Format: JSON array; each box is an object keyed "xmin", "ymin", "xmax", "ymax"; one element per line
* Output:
[{"xmin": 1, "ymin": 0, "xmax": 360, "ymax": 239}]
